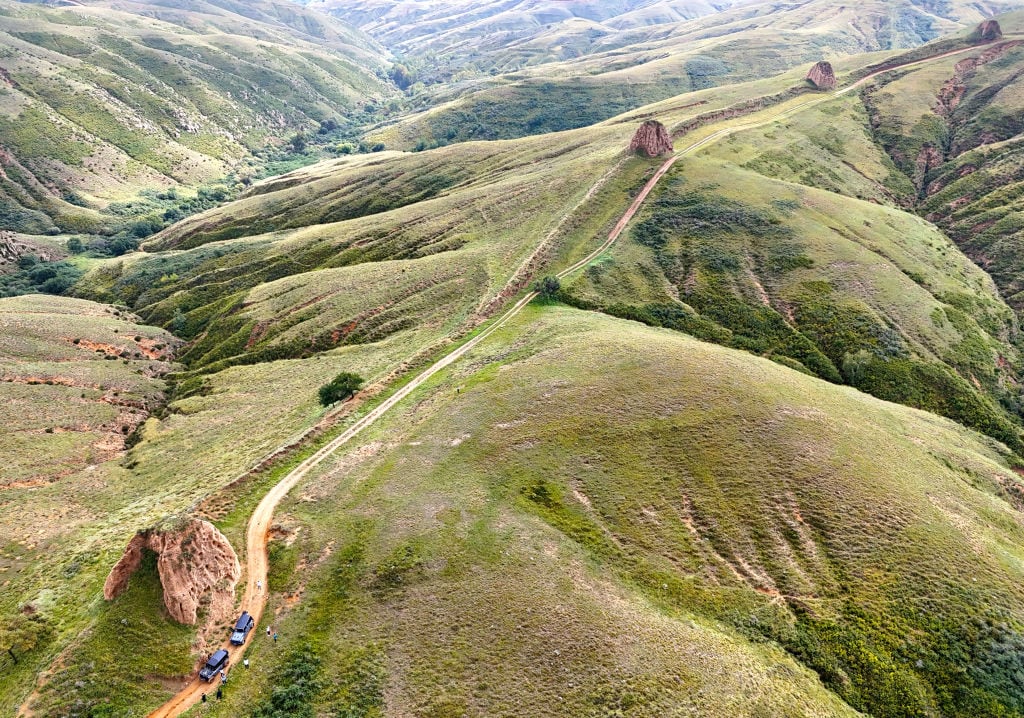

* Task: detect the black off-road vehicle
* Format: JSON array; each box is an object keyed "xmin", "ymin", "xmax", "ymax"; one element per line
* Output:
[
  {"xmin": 199, "ymin": 649, "xmax": 229, "ymax": 681},
  {"xmin": 230, "ymin": 611, "xmax": 255, "ymax": 645}
]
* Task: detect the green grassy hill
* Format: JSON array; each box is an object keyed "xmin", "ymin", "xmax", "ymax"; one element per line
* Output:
[
  {"xmin": 202, "ymin": 305, "xmax": 1024, "ymax": 718},
  {"xmin": 0, "ymin": 0, "xmax": 394, "ymax": 235},
  {"xmin": 11, "ymin": 8, "xmax": 1024, "ymax": 717},
  {"xmin": 77, "ymin": 42, "xmax": 1024, "ymax": 451},
  {"xmin": 74, "ymin": 125, "xmax": 652, "ymax": 375},
  {"xmin": 853, "ymin": 12, "xmax": 1024, "ymax": 315},
  {"xmin": 562, "ymin": 155, "xmax": 1024, "ymax": 452},
  {"xmin": 699, "ymin": 12, "xmax": 1024, "ymax": 317}
]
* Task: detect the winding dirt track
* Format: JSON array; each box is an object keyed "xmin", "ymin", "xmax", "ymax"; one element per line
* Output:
[{"xmin": 143, "ymin": 39, "xmax": 1007, "ymax": 718}]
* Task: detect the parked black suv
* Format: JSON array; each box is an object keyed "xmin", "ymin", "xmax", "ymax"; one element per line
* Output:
[
  {"xmin": 199, "ymin": 649, "xmax": 229, "ymax": 681},
  {"xmin": 230, "ymin": 611, "xmax": 255, "ymax": 645}
]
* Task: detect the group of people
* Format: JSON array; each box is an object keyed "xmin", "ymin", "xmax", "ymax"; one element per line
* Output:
[{"xmin": 199, "ymin": 625, "xmax": 278, "ymax": 705}]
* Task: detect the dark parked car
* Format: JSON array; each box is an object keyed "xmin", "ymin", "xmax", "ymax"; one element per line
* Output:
[
  {"xmin": 199, "ymin": 649, "xmax": 229, "ymax": 681},
  {"xmin": 230, "ymin": 611, "xmax": 255, "ymax": 645}
]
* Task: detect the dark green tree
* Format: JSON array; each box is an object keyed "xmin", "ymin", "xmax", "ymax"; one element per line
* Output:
[
  {"xmin": 171, "ymin": 308, "xmax": 187, "ymax": 335},
  {"xmin": 388, "ymin": 63, "xmax": 416, "ymax": 90},
  {"xmin": 318, "ymin": 372, "xmax": 364, "ymax": 406},
  {"xmin": 533, "ymin": 275, "xmax": 561, "ymax": 300},
  {"xmin": 0, "ymin": 612, "xmax": 51, "ymax": 666}
]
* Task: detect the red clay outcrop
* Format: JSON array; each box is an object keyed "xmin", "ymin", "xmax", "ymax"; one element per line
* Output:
[
  {"xmin": 629, "ymin": 120, "xmax": 674, "ymax": 157},
  {"xmin": 806, "ymin": 61, "xmax": 837, "ymax": 91},
  {"xmin": 103, "ymin": 517, "xmax": 240, "ymax": 625},
  {"xmin": 973, "ymin": 20, "xmax": 1002, "ymax": 43}
]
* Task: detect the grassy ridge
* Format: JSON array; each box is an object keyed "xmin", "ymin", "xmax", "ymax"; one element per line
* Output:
[
  {"xmin": 562, "ymin": 150, "xmax": 1024, "ymax": 452},
  {"xmin": 75, "ymin": 127, "xmax": 645, "ymax": 373}
]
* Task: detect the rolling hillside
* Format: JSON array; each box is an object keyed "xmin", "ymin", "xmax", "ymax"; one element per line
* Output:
[
  {"xmin": 343, "ymin": 0, "xmax": 1024, "ymax": 149},
  {"xmin": 10, "ymin": 7, "xmax": 1024, "ymax": 718},
  {"xmin": 690, "ymin": 12, "xmax": 1024, "ymax": 372},
  {"xmin": 0, "ymin": 0, "xmax": 394, "ymax": 235},
  {"xmin": 190, "ymin": 306, "xmax": 1024, "ymax": 718},
  {"xmin": 317, "ymin": 0, "xmax": 1018, "ymax": 73}
]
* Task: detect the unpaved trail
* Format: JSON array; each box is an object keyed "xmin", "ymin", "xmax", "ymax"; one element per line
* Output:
[{"xmin": 139, "ymin": 38, "xmax": 1011, "ymax": 718}]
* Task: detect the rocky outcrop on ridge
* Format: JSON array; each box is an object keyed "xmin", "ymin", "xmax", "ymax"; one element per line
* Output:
[
  {"xmin": 103, "ymin": 517, "xmax": 240, "ymax": 625},
  {"xmin": 972, "ymin": 20, "xmax": 1002, "ymax": 43},
  {"xmin": 629, "ymin": 120, "xmax": 674, "ymax": 157},
  {"xmin": 806, "ymin": 61, "xmax": 837, "ymax": 90}
]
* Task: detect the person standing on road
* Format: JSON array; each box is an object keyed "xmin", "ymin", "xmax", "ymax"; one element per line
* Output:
[
  {"xmin": 201, "ymin": 693, "xmax": 206, "ymax": 703},
  {"xmin": 257, "ymin": 579, "xmax": 262, "ymax": 591}
]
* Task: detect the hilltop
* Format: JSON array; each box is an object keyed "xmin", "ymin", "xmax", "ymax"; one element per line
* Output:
[{"xmin": 189, "ymin": 305, "xmax": 1024, "ymax": 718}]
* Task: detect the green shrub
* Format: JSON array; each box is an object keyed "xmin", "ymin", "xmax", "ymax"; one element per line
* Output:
[
  {"xmin": 533, "ymin": 275, "xmax": 561, "ymax": 300},
  {"xmin": 253, "ymin": 646, "xmax": 323, "ymax": 718},
  {"xmin": 318, "ymin": 372, "xmax": 364, "ymax": 407}
]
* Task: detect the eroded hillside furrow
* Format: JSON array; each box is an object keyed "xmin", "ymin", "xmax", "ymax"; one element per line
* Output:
[{"xmin": 860, "ymin": 32, "xmax": 1024, "ymax": 323}]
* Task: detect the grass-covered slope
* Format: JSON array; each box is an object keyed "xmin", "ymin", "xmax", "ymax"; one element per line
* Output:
[
  {"xmin": 75, "ymin": 128, "xmax": 654, "ymax": 375},
  {"xmin": 0, "ymin": 295, "xmax": 181, "ymax": 710},
  {"xmin": 203, "ymin": 305, "xmax": 1024, "ymax": 718},
  {"xmin": 854, "ymin": 13, "xmax": 1024, "ymax": 313},
  {"xmin": 557, "ymin": 77, "xmax": 1024, "ymax": 452},
  {"xmin": 703, "ymin": 17, "xmax": 1024, "ymax": 320},
  {"xmin": 77, "ymin": 48, "xmax": 1024, "ymax": 445},
  {"xmin": 356, "ymin": 0, "xmax": 1024, "ymax": 149},
  {"xmin": 0, "ymin": 293, "xmax": 426, "ymax": 714},
  {"xmin": 0, "ymin": 0, "xmax": 393, "ymax": 234}
]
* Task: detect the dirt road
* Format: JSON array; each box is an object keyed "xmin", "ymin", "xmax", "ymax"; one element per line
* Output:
[{"xmin": 142, "ymin": 37, "xmax": 1009, "ymax": 718}]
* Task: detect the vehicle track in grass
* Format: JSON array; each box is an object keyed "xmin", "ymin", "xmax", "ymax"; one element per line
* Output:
[{"xmin": 135, "ymin": 37, "xmax": 1011, "ymax": 718}]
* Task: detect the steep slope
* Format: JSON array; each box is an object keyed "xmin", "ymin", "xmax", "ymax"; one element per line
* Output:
[
  {"xmin": 698, "ymin": 13, "xmax": 1024, "ymax": 313},
  {"xmin": 0, "ymin": 0, "xmax": 393, "ymax": 234},
  {"xmin": 204, "ymin": 305, "xmax": 1024, "ymax": 718},
  {"xmin": 562, "ymin": 155, "xmax": 1024, "ymax": 452},
  {"xmin": 858, "ymin": 12, "xmax": 1024, "ymax": 313},
  {"xmin": 75, "ymin": 128, "xmax": 656, "ymax": 375}
]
